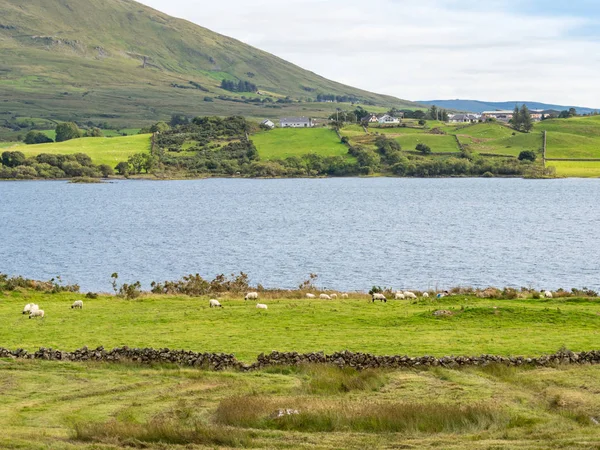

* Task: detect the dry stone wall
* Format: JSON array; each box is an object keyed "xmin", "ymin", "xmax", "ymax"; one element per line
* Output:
[{"xmin": 0, "ymin": 347, "xmax": 598, "ymax": 371}]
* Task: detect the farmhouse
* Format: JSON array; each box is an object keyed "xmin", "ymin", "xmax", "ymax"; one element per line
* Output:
[
  {"xmin": 481, "ymin": 110, "xmax": 514, "ymax": 122},
  {"xmin": 261, "ymin": 119, "xmax": 275, "ymax": 129},
  {"xmin": 361, "ymin": 114, "xmax": 379, "ymax": 124},
  {"xmin": 378, "ymin": 114, "xmax": 401, "ymax": 125},
  {"xmin": 449, "ymin": 114, "xmax": 480, "ymax": 123},
  {"xmin": 280, "ymin": 117, "xmax": 314, "ymax": 128}
]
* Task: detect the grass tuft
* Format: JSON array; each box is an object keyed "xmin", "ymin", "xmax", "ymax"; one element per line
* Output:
[
  {"xmin": 73, "ymin": 418, "xmax": 253, "ymax": 447},
  {"xmin": 215, "ymin": 395, "xmax": 506, "ymax": 433},
  {"xmin": 300, "ymin": 364, "xmax": 387, "ymax": 394}
]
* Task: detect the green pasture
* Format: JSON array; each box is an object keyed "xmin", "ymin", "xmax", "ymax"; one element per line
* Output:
[
  {"xmin": 4, "ymin": 360, "xmax": 600, "ymax": 448},
  {"xmin": 252, "ymin": 128, "xmax": 348, "ymax": 160},
  {"xmin": 2, "ymin": 290, "xmax": 600, "ymax": 362},
  {"xmin": 547, "ymin": 160, "xmax": 600, "ymax": 178},
  {"xmin": 12, "ymin": 134, "xmax": 151, "ymax": 166},
  {"xmin": 395, "ymin": 134, "xmax": 460, "ymax": 153},
  {"xmin": 456, "ymin": 126, "xmax": 542, "ymax": 156}
]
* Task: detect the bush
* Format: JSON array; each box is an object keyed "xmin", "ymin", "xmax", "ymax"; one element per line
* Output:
[
  {"xmin": 24, "ymin": 131, "xmax": 53, "ymax": 144},
  {"xmin": 55, "ymin": 122, "xmax": 82, "ymax": 142},
  {"xmin": 416, "ymin": 143, "xmax": 432, "ymax": 155},
  {"xmin": 518, "ymin": 150, "xmax": 537, "ymax": 162}
]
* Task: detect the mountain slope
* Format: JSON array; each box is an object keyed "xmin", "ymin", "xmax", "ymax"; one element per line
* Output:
[
  {"xmin": 418, "ymin": 100, "xmax": 598, "ymax": 115},
  {"xmin": 0, "ymin": 0, "xmax": 418, "ymax": 127}
]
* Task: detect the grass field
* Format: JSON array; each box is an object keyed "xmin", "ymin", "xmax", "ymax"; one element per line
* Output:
[
  {"xmin": 12, "ymin": 134, "xmax": 151, "ymax": 166},
  {"xmin": 547, "ymin": 161, "xmax": 600, "ymax": 177},
  {"xmin": 3, "ymin": 359, "xmax": 600, "ymax": 448},
  {"xmin": 252, "ymin": 128, "xmax": 348, "ymax": 160},
  {"xmin": 0, "ymin": 141, "xmax": 18, "ymax": 149},
  {"xmin": 395, "ymin": 134, "xmax": 460, "ymax": 153},
  {"xmin": 455, "ymin": 124, "xmax": 543, "ymax": 156},
  {"xmin": 2, "ymin": 290, "xmax": 600, "ymax": 362}
]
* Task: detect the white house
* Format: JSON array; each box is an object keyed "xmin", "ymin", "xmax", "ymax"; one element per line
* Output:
[
  {"xmin": 361, "ymin": 114, "xmax": 379, "ymax": 124},
  {"xmin": 449, "ymin": 114, "xmax": 480, "ymax": 124},
  {"xmin": 280, "ymin": 117, "xmax": 313, "ymax": 128},
  {"xmin": 261, "ymin": 119, "xmax": 275, "ymax": 129},
  {"xmin": 378, "ymin": 114, "xmax": 400, "ymax": 125}
]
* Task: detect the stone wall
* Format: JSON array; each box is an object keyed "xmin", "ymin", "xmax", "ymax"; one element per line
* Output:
[{"xmin": 0, "ymin": 346, "xmax": 596, "ymax": 371}]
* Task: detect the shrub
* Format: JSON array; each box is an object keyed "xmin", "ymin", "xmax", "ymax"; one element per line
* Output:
[
  {"xmin": 416, "ymin": 143, "xmax": 432, "ymax": 155},
  {"xmin": 55, "ymin": 122, "xmax": 82, "ymax": 142},
  {"xmin": 518, "ymin": 150, "xmax": 537, "ymax": 162},
  {"xmin": 24, "ymin": 131, "xmax": 53, "ymax": 144}
]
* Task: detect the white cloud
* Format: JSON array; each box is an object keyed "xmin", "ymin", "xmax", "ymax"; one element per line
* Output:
[{"xmin": 137, "ymin": 0, "xmax": 599, "ymax": 106}]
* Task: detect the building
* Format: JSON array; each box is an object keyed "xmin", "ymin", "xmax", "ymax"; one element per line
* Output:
[
  {"xmin": 260, "ymin": 119, "xmax": 275, "ymax": 129},
  {"xmin": 378, "ymin": 114, "xmax": 400, "ymax": 125},
  {"xmin": 449, "ymin": 114, "xmax": 480, "ymax": 124},
  {"xmin": 481, "ymin": 110, "xmax": 514, "ymax": 122},
  {"xmin": 361, "ymin": 114, "xmax": 379, "ymax": 124},
  {"xmin": 280, "ymin": 117, "xmax": 313, "ymax": 128}
]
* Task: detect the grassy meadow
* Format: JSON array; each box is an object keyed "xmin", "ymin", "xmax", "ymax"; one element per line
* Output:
[
  {"xmin": 2, "ymin": 289, "xmax": 600, "ymax": 362},
  {"xmin": 4, "ymin": 347, "xmax": 600, "ymax": 448},
  {"xmin": 547, "ymin": 161, "xmax": 600, "ymax": 177},
  {"xmin": 12, "ymin": 134, "xmax": 151, "ymax": 166},
  {"xmin": 252, "ymin": 128, "xmax": 348, "ymax": 160}
]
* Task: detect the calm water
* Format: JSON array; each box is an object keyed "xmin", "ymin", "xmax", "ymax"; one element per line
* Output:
[{"xmin": 1, "ymin": 178, "xmax": 599, "ymax": 292}]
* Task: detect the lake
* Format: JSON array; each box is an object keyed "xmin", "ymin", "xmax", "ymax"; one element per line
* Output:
[{"xmin": 1, "ymin": 178, "xmax": 599, "ymax": 293}]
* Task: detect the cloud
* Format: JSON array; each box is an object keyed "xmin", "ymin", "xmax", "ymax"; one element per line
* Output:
[{"xmin": 137, "ymin": 0, "xmax": 600, "ymax": 106}]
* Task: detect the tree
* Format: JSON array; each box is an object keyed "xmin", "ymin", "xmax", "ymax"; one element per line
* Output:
[
  {"xmin": 55, "ymin": 122, "xmax": 81, "ymax": 142},
  {"xmin": 511, "ymin": 105, "xmax": 521, "ymax": 130},
  {"xmin": 149, "ymin": 122, "xmax": 170, "ymax": 133},
  {"xmin": 418, "ymin": 119, "xmax": 427, "ymax": 126},
  {"xmin": 427, "ymin": 105, "xmax": 439, "ymax": 121},
  {"xmin": 169, "ymin": 114, "xmax": 189, "ymax": 127},
  {"xmin": 416, "ymin": 143, "xmax": 432, "ymax": 155},
  {"xmin": 520, "ymin": 105, "xmax": 533, "ymax": 132},
  {"xmin": 413, "ymin": 110, "xmax": 426, "ymax": 120},
  {"xmin": 568, "ymin": 108, "xmax": 577, "ymax": 117},
  {"xmin": 1, "ymin": 151, "xmax": 26, "ymax": 167},
  {"xmin": 98, "ymin": 164, "xmax": 114, "ymax": 177},
  {"xmin": 518, "ymin": 150, "xmax": 537, "ymax": 162},
  {"xmin": 115, "ymin": 161, "xmax": 129, "ymax": 176},
  {"xmin": 24, "ymin": 131, "xmax": 53, "ymax": 144},
  {"xmin": 127, "ymin": 153, "xmax": 146, "ymax": 174},
  {"xmin": 84, "ymin": 127, "xmax": 103, "ymax": 137}
]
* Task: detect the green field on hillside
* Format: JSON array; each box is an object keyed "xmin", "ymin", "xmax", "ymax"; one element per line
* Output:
[
  {"xmin": 395, "ymin": 134, "xmax": 460, "ymax": 153},
  {"xmin": 252, "ymin": 128, "xmax": 348, "ymax": 160},
  {"xmin": 547, "ymin": 161, "xmax": 600, "ymax": 177},
  {"xmin": 456, "ymin": 125, "xmax": 542, "ymax": 156},
  {"xmin": 13, "ymin": 134, "xmax": 151, "ymax": 166},
  {"xmin": 2, "ymin": 290, "xmax": 600, "ymax": 362},
  {"xmin": 3, "ymin": 359, "xmax": 600, "ymax": 449}
]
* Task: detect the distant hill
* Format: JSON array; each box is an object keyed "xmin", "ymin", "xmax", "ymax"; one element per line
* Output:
[
  {"xmin": 0, "ymin": 0, "xmax": 419, "ymax": 128},
  {"xmin": 417, "ymin": 100, "xmax": 598, "ymax": 115}
]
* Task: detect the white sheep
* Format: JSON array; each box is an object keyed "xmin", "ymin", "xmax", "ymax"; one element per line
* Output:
[
  {"xmin": 319, "ymin": 294, "xmax": 332, "ymax": 300},
  {"xmin": 209, "ymin": 299, "xmax": 223, "ymax": 308},
  {"xmin": 372, "ymin": 293, "xmax": 387, "ymax": 303},
  {"xmin": 544, "ymin": 290, "xmax": 553, "ymax": 298},
  {"xmin": 422, "ymin": 292, "xmax": 430, "ymax": 298},
  {"xmin": 71, "ymin": 300, "xmax": 83, "ymax": 309},
  {"xmin": 404, "ymin": 291, "xmax": 417, "ymax": 300},
  {"xmin": 330, "ymin": 294, "xmax": 338, "ymax": 299},
  {"xmin": 394, "ymin": 292, "xmax": 405, "ymax": 300},
  {"xmin": 256, "ymin": 303, "xmax": 268, "ymax": 310},
  {"xmin": 305, "ymin": 293, "xmax": 316, "ymax": 298},
  {"xmin": 245, "ymin": 292, "xmax": 259, "ymax": 301},
  {"xmin": 29, "ymin": 309, "xmax": 44, "ymax": 319},
  {"xmin": 341, "ymin": 293, "xmax": 349, "ymax": 299},
  {"xmin": 22, "ymin": 303, "xmax": 38, "ymax": 315}
]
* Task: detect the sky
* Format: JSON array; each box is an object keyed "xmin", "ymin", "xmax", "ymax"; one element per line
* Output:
[{"xmin": 137, "ymin": 0, "xmax": 600, "ymax": 107}]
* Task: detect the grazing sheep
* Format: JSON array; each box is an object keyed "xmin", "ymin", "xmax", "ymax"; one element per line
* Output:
[
  {"xmin": 29, "ymin": 309, "xmax": 44, "ymax": 319},
  {"xmin": 209, "ymin": 299, "xmax": 222, "ymax": 308},
  {"xmin": 372, "ymin": 293, "xmax": 387, "ymax": 303},
  {"xmin": 22, "ymin": 303, "xmax": 38, "ymax": 315},
  {"xmin": 330, "ymin": 294, "xmax": 338, "ymax": 299},
  {"xmin": 244, "ymin": 292, "xmax": 259, "ymax": 301},
  {"xmin": 256, "ymin": 303, "xmax": 268, "ymax": 310},
  {"xmin": 71, "ymin": 300, "xmax": 83, "ymax": 309},
  {"xmin": 341, "ymin": 293, "xmax": 349, "ymax": 299},
  {"xmin": 544, "ymin": 290, "xmax": 553, "ymax": 298},
  {"xmin": 320, "ymin": 294, "xmax": 332, "ymax": 300},
  {"xmin": 404, "ymin": 291, "xmax": 417, "ymax": 300},
  {"xmin": 422, "ymin": 292, "xmax": 429, "ymax": 298},
  {"xmin": 305, "ymin": 293, "xmax": 316, "ymax": 299},
  {"xmin": 394, "ymin": 292, "xmax": 405, "ymax": 300}
]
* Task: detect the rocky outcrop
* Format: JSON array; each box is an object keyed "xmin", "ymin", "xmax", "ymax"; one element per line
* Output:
[{"xmin": 0, "ymin": 347, "xmax": 596, "ymax": 371}]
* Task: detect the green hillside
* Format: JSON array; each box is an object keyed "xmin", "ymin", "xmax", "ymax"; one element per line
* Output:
[
  {"xmin": 253, "ymin": 128, "xmax": 348, "ymax": 160},
  {"xmin": 0, "ymin": 0, "xmax": 418, "ymax": 130},
  {"xmin": 12, "ymin": 134, "xmax": 150, "ymax": 166}
]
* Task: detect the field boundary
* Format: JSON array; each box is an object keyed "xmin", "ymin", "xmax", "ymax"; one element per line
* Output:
[
  {"xmin": 2, "ymin": 346, "xmax": 597, "ymax": 371},
  {"xmin": 546, "ymin": 158, "xmax": 600, "ymax": 162}
]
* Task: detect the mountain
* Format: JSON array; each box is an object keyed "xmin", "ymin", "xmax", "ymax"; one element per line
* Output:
[
  {"xmin": 0, "ymin": 0, "xmax": 419, "ymax": 128},
  {"xmin": 417, "ymin": 100, "xmax": 598, "ymax": 115}
]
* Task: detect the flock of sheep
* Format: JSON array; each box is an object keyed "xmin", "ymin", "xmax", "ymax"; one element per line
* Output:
[
  {"xmin": 22, "ymin": 300, "xmax": 83, "ymax": 319},
  {"xmin": 21, "ymin": 290, "xmax": 556, "ymax": 318}
]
